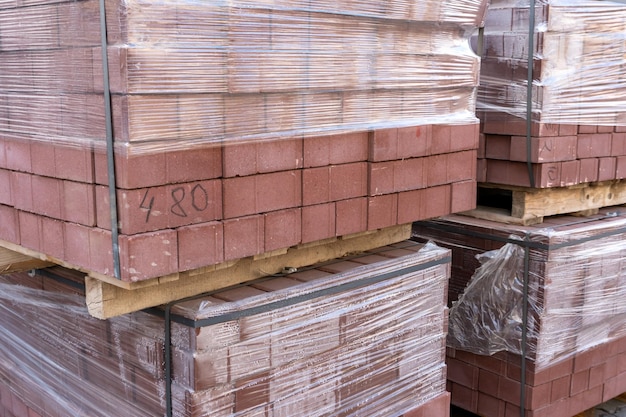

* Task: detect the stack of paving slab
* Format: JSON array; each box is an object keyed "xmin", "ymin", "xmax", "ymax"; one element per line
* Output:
[
  {"xmin": 476, "ymin": 0, "xmax": 626, "ymax": 188},
  {"xmin": 0, "ymin": 0, "xmax": 487, "ymax": 282},
  {"xmin": 413, "ymin": 208, "xmax": 626, "ymax": 417},
  {"xmin": 0, "ymin": 241, "xmax": 453, "ymax": 417}
]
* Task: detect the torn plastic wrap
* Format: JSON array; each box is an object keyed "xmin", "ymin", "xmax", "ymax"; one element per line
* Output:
[
  {"xmin": 477, "ymin": 0, "xmax": 626, "ymax": 126},
  {"xmin": 416, "ymin": 208, "xmax": 626, "ymax": 371},
  {"xmin": 0, "ymin": 241, "xmax": 451, "ymax": 417},
  {"xmin": 0, "ymin": 0, "xmax": 487, "ymax": 155}
]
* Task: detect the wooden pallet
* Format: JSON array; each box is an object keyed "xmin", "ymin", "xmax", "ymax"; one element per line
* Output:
[
  {"xmin": 0, "ymin": 223, "xmax": 412, "ymax": 319},
  {"xmin": 460, "ymin": 180, "xmax": 626, "ymax": 226}
]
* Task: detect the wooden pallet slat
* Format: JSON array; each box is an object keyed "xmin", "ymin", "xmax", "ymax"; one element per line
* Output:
[
  {"xmin": 0, "ymin": 247, "xmax": 55, "ymax": 275},
  {"xmin": 461, "ymin": 180, "xmax": 626, "ymax": 225}
]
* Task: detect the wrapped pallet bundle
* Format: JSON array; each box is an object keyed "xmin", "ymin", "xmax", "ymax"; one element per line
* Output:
[
  {"xmin": 476, "ymin": 0, "xmax": 626, "ymax": 188},
  {"xmin": 413, "ymin": 209, "xmax": 626, "ymax": 417},
  {"xmin": 0, "ymin": 0, "xmax": 487, "ymax": 282},
  {"xmin": 0, "ymin": 241, "xmax": 452, "ymax": 417}
]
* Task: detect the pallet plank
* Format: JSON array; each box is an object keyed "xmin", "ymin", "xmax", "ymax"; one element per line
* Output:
[
  {"xmin": 0, "ymin": 247, "xmax": 54, "ymax": 274},
  {"xmin": 463, "ymin": 180, "xmax": 626, "ymax": 225},
  {"xmin": 86, "ymin": 223, "xmax": 412, "ymax": 319}
]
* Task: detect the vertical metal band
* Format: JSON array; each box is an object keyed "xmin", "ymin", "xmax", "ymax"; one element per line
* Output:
[
  {"xmin": 164, "ymin": 304, "xmax": 173, "ymax": 417},
  {"xmin": 526, "ymin": 0, "xmax": 537, "ymax": 188},
  {"xmin": 98, "ymin": 0, "xmax": 122, "ymax": 279}
]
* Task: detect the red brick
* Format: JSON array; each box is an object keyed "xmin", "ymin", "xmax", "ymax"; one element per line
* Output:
[
  {"xmin": 369, "ymin": 126, "xmax": 431, "ymax": 162},
  {"xmin": 498, "ymin": 377, "xmax": 521, "ymax": 406},
  {"xmin": 64, "ymin": 222, "xmax": 91, "ymax": 268},
  {"xmin": 432, "ymin": 125, "xmax": 453, "ymax": 154},
  {"xmin": 301, "ymin": 203, "xmax": 335, "ymax": 243},
  {"xmin": 421, "ymin": 184, "xmax": 451, "ymax": 220},
  {"xmin": 477, "ymin": 158, "xmax": 487, "ymax": 182},
  {"xmin": 578, "ymin": 158, "xmax": 599, "ymax": 183},
  {"xmin": 404, "ymin": 392, "xmax": 450, "ymax": 417},
  {"xmin": 616, "ymin": 155, "xmax": 626, "ymax": 179},
  {"xmin": 0, "ymin": 169, "xmax": 11, "ymax": 206},
  {"xmin": 451, "ymin": 180, "xmax": 477, "ymax": 214},
  {"xmin": 177, "ymin": 221, "xmax": 224, "ymax": 271},
  {"xmin": 40, "ymin": 216, "xmax": 66, "ymax": 260},
  {"xmin": 0, "ymin": 205, "xmax": 18, "ymax": 242},
  {"xmin": 504, "ymin": 402, "xmax": 521, "ymax": 417},
  {"xmin": 578, "ymin": 125, "xmax": 597, "ymax": 134},
  {"xmin": 94, "ymin": 150, "xmax": 168, "ymax": 188},
  {"xmin": 29, "ymin": 141, "xmax": 57, "ymax": 178},
  {"xmin": 509, "ymin": 135, "xmax": 577, "ymax": 163},
  {"xmin": 550, "ymin": 375, "xmax": 570, "ymax": 403},
  {"xmin": 588, "ymin": 363, "xmax": 605, "ymax": 389},
  {"xmin": 531, "ymin": 397, "xmax": 570, "ymax": 417},
  {"xmin": 559, "ymin": 159, "xmax": 580, "ymax": 186},
  {"xmin": 611, "ymin": 132, "xmax": 626, "ymax": 156},
  {"xmin": 336, "ymin": 197, "xmax": 367, "ymax": 236},
  {"xmin": 11, "ymin": 172, "xmax": 33, "ymax": 212},
  {"xmin": 598, "ymin": 125, "xmax": 614, "ymax": 133},
  {"xmin": 451, "ymin": 123, "xmax": 480, "ymax": 152},
  {"xmin": 303, "ymin": 132, "xmax": 368, "ymax": 167},
  {"xmin": 602, "ymin": 371, "xmax": 626, "ymax": 402},
  {"xmin": 223, "ymin": 171, "xmax": 301, "ymax": 218},
  {"xmin": 234, "ymin": 371, "xmax": 270, "ymax": 413},
  {"xmin": 577, "ymin": 133, "xmax": 612, "ymax": 158},
  {"xmin": 426, "ymin": 154, "xmax": 449, "ymax": 186},
  {"xmin": 5, "ymin": 138, "xmax": 31, "ymax": 172},
  {"xmin": 574, "ymin": 344, "xmax": 609, "ymax": 373},
  {"xmin": 485, "ymin": 135, "xmax": 511, "ymax": 160},
  {"xmin": 87, "ymin": 227, "xmax": 114, "ymax": 276},
  {"xmin": 302, "ymin": 166, "xmax": 331, "ymax": 206},
  {"xmin": 31, "ymin": 175, "xmax": 62, "ymax": 219},
  {"xmin": 10, "ymin": 393, "xmax": 27, "ymax": 417},
  {"xmin": 61, "ymin": 180, "xmax": 96, "ymax": 226},
  {"xmin": 367, "ymin": 194, "xmax": 397, "ymax": 230},
  {"xmin": 397, "ymin": 189, "xmax": 421, "ymax": 224},
  {"xmin": 477, "ymin": 392, "xmax": 505, "ymax": 417},
  {"xmin": 597, "ymin": 157, "xmax": 616, "ymax": 181},
  {"xmin": 18, "ymin": 211, "xmax": 40, "ymax": 252},
  {"xmin": 223, "ymin": 137, "xmax": 302, "ymax": 177},
  {"xmin": 477, "ymin": 368, "xmax": 499, "ymax": 397},
  {"xmin": 526, "ymin": 382, "xmax": 551, "ymax": 410},
  {"xmin": 450, "ymin": 382, "xmax": 478, "ymax": 414},
  {"xmin": 475, "ymin": 354, "xmax": 506, "ymax": 375},
  {"xmin": 264, "ymin": 208, "xmax": 301, "ymax": 252},
  {"xmin": 369, "ymin": 158, "xmax": 425, "ymax": 196},
  {"xmin": 331, "ymin": 162, "xmax": 368, "ymax": 201},
  {"xmin": 166, "ymin": 145, "xmax": 222, "ymax": 184},
  {"xmin": 118, "ymin": 229, "xmax": 178, "ymax": 282},
  {"xmin": 0, "ymin": 139, "xmax": 6, "ymax": 168},
  {"xmin": 223, "ymin": 215, "xmax": 264, "ymax": 261},
  {"xmin": 447, "ymin": 150, "xmax": 477, "ymax": 183},
  {"xmin": 165, "ymin": 180, "xmax": 223, "ymax": 229},
  {"xmin": 448, "ymin": 357, "xmax": 479, "ymax": 389}
]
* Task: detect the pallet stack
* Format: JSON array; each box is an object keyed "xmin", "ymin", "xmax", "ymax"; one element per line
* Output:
[
  {"xmin": 0, "ymin": 0, "xmax": 491, "ymax": 416},
  {"xmin": 0, "ymin": 0, "xmax": 486, "ymax": 283},
  {"xmin": 409, "ymin": 2, "xmax": 626, "ymax": 416},
  {"xmin": 474, "ymin": 0, "xmax": 626, "ymax": 216},
  {"xmin": 0, "ymin": 241, "xmax": 452, "ymax": 417}
]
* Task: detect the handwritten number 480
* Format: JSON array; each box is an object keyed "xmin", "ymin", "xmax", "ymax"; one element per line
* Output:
[{"xmin": 140, "ymin": 184, "xmax": 209, "ymax": 223}]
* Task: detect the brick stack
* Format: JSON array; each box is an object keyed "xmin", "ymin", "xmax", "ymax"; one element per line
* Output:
[
  {"xmin": 476, "ymin": 0, "xmax": 626, "ymax": 188},
  {"xmin": 0, "ymin": 0, "xmax": 487, "ymax": 282},
  {"xmin": 0, "ymin": 241, "xmax": 452, "ymax": 416},
  {"xmin": 412, "ymin": 207, "xmax": 626, "ymax": 417}
]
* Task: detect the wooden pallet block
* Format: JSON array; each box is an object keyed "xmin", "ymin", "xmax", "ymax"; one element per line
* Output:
[
  {"xmin": 1, "ymin": 224, "xmax": 412, "ymax": 319},
  {"xmin": 460, "ymin": 180, "xmax": 626, "ymax": 225}
]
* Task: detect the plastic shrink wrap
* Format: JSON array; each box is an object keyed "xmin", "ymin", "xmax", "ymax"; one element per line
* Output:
[
  {"xmin": 0, "ymin": 241, "xmax": 452, "ymax": 417},
  {"xmin": 478, "ymin": 0, "xmax": 626, "ymax": 126},
  {"xmin": 414, "ymin": 208, "xmax": 626, "ymax": 371},
  {"xmin": 0, "ymin": 0, "xmax": 487, "ymax": 282},
  {"xmin": 0, "ymin": 0, "xmax": 487, "ymax": 154}
]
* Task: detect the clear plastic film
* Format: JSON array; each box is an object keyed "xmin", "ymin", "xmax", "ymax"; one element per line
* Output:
[
  {"xmin": 0, "ymin": 241, "xmax": 451, "ymax": 417},
  {"xmin": 443, "ymin": 208, "xmax": 626, "ymax": 370},
  {"xmin": 0, "ymin": 0, "xmax": 486, "ymax": 155},
  {"xmin": 477, "ymin": 0, "xmax": 626, "ymax": 126}
]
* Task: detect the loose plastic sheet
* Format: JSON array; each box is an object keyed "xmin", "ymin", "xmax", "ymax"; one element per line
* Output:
[
  {"xmin": 0, "ymin": 241, "xmax": 451, "ymax": 417},
  {"xmin": 477, "ymin": 0, "xmax": 626, "ymax": 125},
  {"xmin": 0, "ymin": 0, "xmax": 486, "ymax": 155},
  {"xmin": 439, "ymin": 209, "xmax": 626, "ymax": 370}
]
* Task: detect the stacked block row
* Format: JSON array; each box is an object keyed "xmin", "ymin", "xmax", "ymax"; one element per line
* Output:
[
  {"xmin": 0, "ymin": 124, "xmax": 478, "ymax": 282},
  {"xmin": 0, "ymin": 241, "xmax": 452, "ymax": 417},
  {"xmin": 475, "ymin": 0, "xmax": 626, "ymax": 189},
  {"xmin": 477, "ymin": 124, "xmax": 626, "ymax": 188},
  {"xmin": 412, "ymin": 207, "xmax": 626, "ymax": 416}
]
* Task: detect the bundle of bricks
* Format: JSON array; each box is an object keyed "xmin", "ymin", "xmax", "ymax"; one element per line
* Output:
[
  {"xmin": 476, "ymin": 0, "xmax": 626, "ymax": 188},
  {"xmin": 0, "ymin": 241, "xmax": 452, "ymax": 417},
  {"xmin": 0, "ymin": 0, "xmax": 488, "ymax": 282},
  {"xmin": 412, "ymin": 208, "xmax": 626, "ymax": 417}
]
